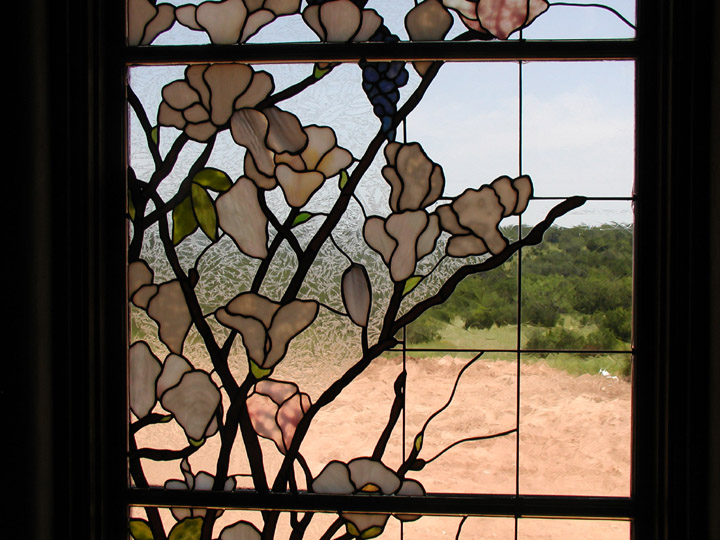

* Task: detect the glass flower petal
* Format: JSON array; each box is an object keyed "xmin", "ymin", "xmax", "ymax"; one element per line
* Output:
[
  {"xmin": 476, "ymin": 0, "xmax": 549, "ymax": 40},
  {"xmin": 382, "ymin": 142, "xmax": 445, "ymax": 212},
  {"xmin": 128, "ymin": 0, "xmax": 175, "ymax": 45},
  {"xmin": 146, "ymin": 280, "xmax": 192, "ymax": 354},
  {"xmin": 312, "ymin": 461, "xmax": 355, "ymax": 494},
  {"xmin": 226, "ymin": 292, "xmax": 279, "ymax": 327},
  {"xmin": 247, "ymin": 393, "xmax": 285, "ymax": 450},
  {"xmin": 128, "ymin": 260, "xmax": 153, "ymax": 299},
  {"xmin": 385, "ymin": 211, "xmax": 430, "ymax": 282},
  {"xmin": 405, "ymin": 0, "xmax": 453, "ymax": 41},
  {"xmin": 132, "ymin": 284, "xmax": 157, "ymax": 309},
  {"xmin": 262, "ymin": 107, "xmax": 307, "ymax": 154},
  {"xmin": 248, "ymin": 379, "xmax": 311, "ymax": 453},
  {"xmin": 205, "ymin": 64, "xmax": 253, "ymax": 125},
  {"xmin": 230, "ymin": 109, "xmax": 275, "ymax": 175},
  {"xmin": 342, "ymin": 264, "xmax": 372, "ymax": 327},
  {"xmin": 129, "ymin": 342, "xmax": 161, "ymax": 419},
  {"xmin": 162, "ymin": 81, "xmax": 200, "ymax": 110},
  {"xmin": 161, "ymin": 371, "xmax": 221, "ymax": 441},
  {"xmin": 347, "ymin": 459, "xmax": 401, "ymax": 494},
  {"xmin": 276, "ymin": 165, "xmax": 325, "ymax": 207},
  {"xmin": 220, "ymin": 521, "xmax": 262, "ymax": 540},
  {"xmin": 319, "ymin": 1, "xmax": 362, "ymax": 42},
  {"xmin": 363, "ymin": 217, "xmax": 396, "ymax": 264},
  {"xmin": 277, "ymin": 393, "xmax": 309, "ymax": 451},
  {"xmin": 452, "ymin": 187, "xmax": 507, "ymax": 253},
  {"xmin": 217, "ymin": 177, "xmax": 269, "ymax": 259},
  {"xmin": 156, "ymin": 354, "xmax": 193, "ymax": 398},
  {"xmin": 196, "ymin": 0, "xmax": 249, "ymax": 44},
  {"xmin": 265, "ymin": 300, "xmax": 319, "ymax": 367},
  {"xmin": 215, "ymin": 309, "xmax": 268, "ymax": 365}
]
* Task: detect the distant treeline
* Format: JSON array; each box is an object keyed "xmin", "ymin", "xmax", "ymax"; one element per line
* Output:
[{"xmin": 408, "ymin": 224, "xmax": 633, "ymax": 353}]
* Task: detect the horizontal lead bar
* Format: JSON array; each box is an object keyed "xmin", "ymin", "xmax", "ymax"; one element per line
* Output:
[
  {"xmin": 126, "ymin": 490, "xmax": 634, "ymax": 519},
  {"xmin": 125, "ymin": 39, "xmax": 638, "ymax": 65},
  {"xmin": 390, "ymin": 348, "xmax": 633, "ymax": 354}
]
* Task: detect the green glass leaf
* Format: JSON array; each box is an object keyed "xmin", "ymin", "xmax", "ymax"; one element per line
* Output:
[
  {"xmin": 292, "ymin": 212, "xmax": 313, "ymax": 227},
  {"xmin": 128, "ymin": 191, "xmax": 136, "ymax": 221},
  {"xmin": 159, "ymin": 414, "xmax": 173, "ymax": 423},
  {"xmin": 408, "ymin": 458, "xmax": 426, "ymax": 471},
  {"xmin": 191, "ymin": 184, "xmax": 218, "ymax": 242},
  {"xmin": 129, "ymin": 519, "xmax": 154, "ymax": 540},
  {"xmin": 172, "ymin": 196, "xmax": 198, "ymax": 245},
  {"xmin": 250, "ymin": 360, "xmax": 272, "ymax": 380},
  {"xmin": 151, "ymin": 126, "xmax": 159, "ymax": 145},
  {"xmin": 403, "ymin": 276, "xmax": 422, "ymax": 296},
  {"xmin": 193, "ymin": 168, "xmax": 232, "ymax": 192},
  {"xmin": 188, "ymin": 437, "xmax": 205, "ymax": 447},
  {"xmin": 168, "ymin": 517, "xmax": 203, "ymax": 540},
  {"xmin": 361, "ymin": 526, "xmax": 384, "ymax": 539},
  {"xmin": 414, "ymin": 433, "xmax": 423, "ymax": 452},
  {"xmin": 346, "ymin": 522, "xmax": 360, "ymax": 538},
  {"xmin": 338, "ymin": 169, "xmax": 349, "ymax": 190},
  {"xmin": 313, "ymin": 64, "xmax": 331, "ymax": 79}
]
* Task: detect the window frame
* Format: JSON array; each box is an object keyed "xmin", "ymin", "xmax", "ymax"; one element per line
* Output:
[{"xmin": 16, "ymin": 1, "xmax": 719, "ymax": 539}]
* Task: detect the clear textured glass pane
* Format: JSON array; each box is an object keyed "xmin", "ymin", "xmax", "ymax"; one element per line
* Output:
[
  {"xmin": 521, "ymin": 61, "xmax": 635, "ymax": 198},
  {"xmin": 519, "ymin": 352, "xmax": 632, "ymax": 496},
  {"xmin": 520, "ymin": 202, "xmax": 633, "ymax": 353},
  {"xmin": 522, "ymin": 0, "xmax": 636, "ymax": 40},
  {"xmin": 406, "ymin": 255, "xmax": 518, "ymax": 350},
  {"xmin": 518, "ymin": 518, "xmax": 630, "ymax": 539},
  {"xmin": 407, "ymin": 62, "xmax": 521, "ymax": 197},
  {"xmin": 404, "ymin": 515, "xmax": 515, "ymax": 540},
  {"xmin": 405, "ymin": 352, "xmax": 518, "ymax": 494}
]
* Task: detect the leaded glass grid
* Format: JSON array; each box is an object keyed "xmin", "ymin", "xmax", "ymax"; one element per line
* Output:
[{"xmin": 125, "ymin": 2, "xmax": 637, "ymax": 539}]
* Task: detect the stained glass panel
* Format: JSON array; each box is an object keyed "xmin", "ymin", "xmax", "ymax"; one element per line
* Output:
[
  {"xmin": 127, "ymin": 0, "xmax": 636, "ymax": 46},
  {"xmin": 127, "ymin": 2, "xmax": 638, "ymax": 537}
]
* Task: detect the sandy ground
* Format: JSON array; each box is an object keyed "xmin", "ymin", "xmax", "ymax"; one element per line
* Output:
[{"xmin": 135, "ymin": 357, "xmax": 631, "ymax": 539}]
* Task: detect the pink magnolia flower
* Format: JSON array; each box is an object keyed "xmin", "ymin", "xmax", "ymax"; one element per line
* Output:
[
  {"xmin": 443, "ymin": 0, "xmax": 549, "ymax": 39},
  {"xmin": 247, "ymin": 379, "xmax": 311, "ymax": 454}
]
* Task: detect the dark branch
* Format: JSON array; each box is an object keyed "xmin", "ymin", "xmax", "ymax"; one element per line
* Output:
[
  {"xmin": 132, "ymin": 445, "xmax": 201, "ymax": 461},
  {"xmin": 372, "ymin": 371, "xmax": 406, "ymax": 460},
  {"xmin": 128, "ymin": 85, "xmax": 162, "ymax": 167},
  {"xmin": 392, "ymin": 197, "xmax": 587, "ymax": 333}
]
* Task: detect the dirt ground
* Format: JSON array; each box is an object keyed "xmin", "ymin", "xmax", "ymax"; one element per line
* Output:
[{"xmin": 135, "ymin": 357, "xmax": 632, "ymax": 539}]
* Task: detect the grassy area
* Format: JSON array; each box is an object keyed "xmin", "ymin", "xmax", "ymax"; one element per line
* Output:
[{"xmin": 406, "ymin": 317, "xmax": 632, "ymax": 378}]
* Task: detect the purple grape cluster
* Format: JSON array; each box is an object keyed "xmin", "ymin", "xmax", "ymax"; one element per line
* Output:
[{"xmin": 359, "ymin": 26, "xmax": 410, "ymax": 141}]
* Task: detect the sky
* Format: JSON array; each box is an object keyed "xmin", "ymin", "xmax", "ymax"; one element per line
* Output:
[{"xmin": 134, "ymin": 0, "xmax": 637, "ymax": 227}]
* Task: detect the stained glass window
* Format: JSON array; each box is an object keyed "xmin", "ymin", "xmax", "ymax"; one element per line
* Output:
[{"xmin": 126, "ymin": 2, "xmax": 638, "ymax": 539}]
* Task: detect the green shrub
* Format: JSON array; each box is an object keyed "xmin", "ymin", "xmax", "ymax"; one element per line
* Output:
[
  {"xmin": 525, "ymin": 327, "xmax": 586, "ymax": 354},
  {"xmin": 594, "ymin": 306, "xmax": 631, "ymax": 342},
  {"xmin": 406, "ymin": 314, "xmax": 444, "ymax": 344}
]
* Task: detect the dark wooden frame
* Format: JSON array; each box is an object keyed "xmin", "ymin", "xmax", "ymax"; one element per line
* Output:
[{"xmin": 14, "ymin": 1, "xmax": 719, "ymax": 539}]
